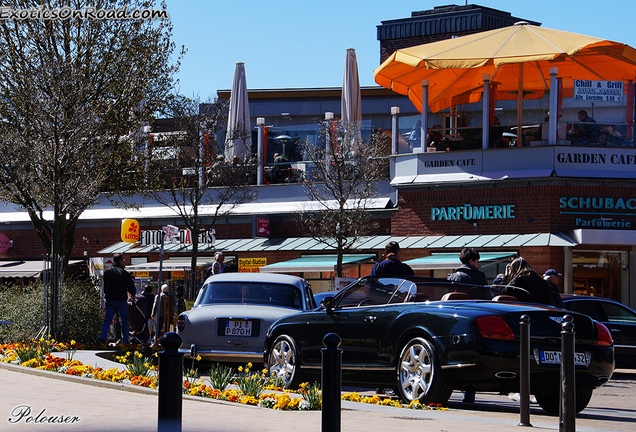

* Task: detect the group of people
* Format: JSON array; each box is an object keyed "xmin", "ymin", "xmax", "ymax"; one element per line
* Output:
[
  {"xmin": 97, "ymin": 253, "xmax": 182, "ymax": 345},
  {"xmin": 368, "ymin": 243, "xmax": 565, "ymax": 403}
]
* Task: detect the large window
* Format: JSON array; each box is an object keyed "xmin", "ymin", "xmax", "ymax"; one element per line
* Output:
[{"xmin": 572, "ymin": 250, "xmax": 627, "ymax": 301}]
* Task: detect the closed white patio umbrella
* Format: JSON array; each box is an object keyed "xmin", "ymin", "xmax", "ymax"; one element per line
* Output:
[
  {"xmin": 225, "ymin": 62, "xmax": 252, "ymax": 161},
  {"xmin": 341, "ymin": 48, "xmax": 362, "ymax": 142}
]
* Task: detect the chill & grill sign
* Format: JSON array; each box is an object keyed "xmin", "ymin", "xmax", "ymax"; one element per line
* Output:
[{"xmin": 573, "ymin": 80, "xmax": 623, "ymax": 102}]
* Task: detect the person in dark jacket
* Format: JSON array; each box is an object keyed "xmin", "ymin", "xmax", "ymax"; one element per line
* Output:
[
  {"xmin": 447, "ymin": 248, "xmax": 488, "ymax": 285},
  {"xmin": 500, "ymin": 257, "xmax": 551, "ymax": 305},
  {"xmin": 447, "ymin": 247, "xmax": 486, "ymax": 404},
  {"xmin": 135, "ymin": 285, "xmax": 155, "ymax": 320},
  {"xmin": 369, "ymin": 241, "xmax": 414, "ymax": 277},
  {"xmin": 98, "ymin": 253, "xmax": 136, "ymax": 344},
  {"xmin": 543, "ymin": 269, "xmax": 564, "ymax": 308}
]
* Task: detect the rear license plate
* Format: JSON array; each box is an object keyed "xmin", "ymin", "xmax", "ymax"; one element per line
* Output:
[
  {"xmin": 225, "ymin": 320, "xmax": 252, "ymax": 336},
  {"xmin": 539, "ymin": 350, "xmax": 588, "ymax": 366}
]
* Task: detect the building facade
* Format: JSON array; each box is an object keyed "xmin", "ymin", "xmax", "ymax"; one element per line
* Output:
[{"xmin": 1, "ymin": 5, "xmax": 635, "ymax": 309}]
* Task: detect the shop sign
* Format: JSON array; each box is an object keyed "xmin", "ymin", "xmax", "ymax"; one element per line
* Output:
[
  {"xmin": 132, "ymin": 271, "xmax": 150, "ymax": 277},
  {"xmin": 140, "ymin": 228, "xmax": 216, "ymax": 246},
  {"xmin": 121, "ymin": 219, "xmax": 140, "ymax": 243},
  {"xmin": 239, "ymin": 257, "xmax": 267, "ymax": 273},
  {"xmin": 559, "ymin": 196, "xmax": 635, "ymax": 228},
  {"xmin": 256, "ymin": 218, "xmax": 271, "ymax": 237},
  {"xmin": 171, "ymin": 271, "xmax": 184, "ymax": 280},
  {"xmin": 431, "ymin": 204, "xmax": 515, "ymax": 221},
  {"xmin": 0, "ymin": 233, "xmax": 11, "ymax": 253},
  {"xmin": 573, "ymin": 80, "xmax": 623, "ymax": 102}
]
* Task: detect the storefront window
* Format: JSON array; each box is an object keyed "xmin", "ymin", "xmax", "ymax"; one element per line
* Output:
[{"xmin": 572, "ymin": 250, "xmax": 627, "ymax": 301}]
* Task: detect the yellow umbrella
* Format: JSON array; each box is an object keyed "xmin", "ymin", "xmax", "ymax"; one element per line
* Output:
[{"xmin": 374, "ymin": 22, "xmax": 636, "ymax": 114}]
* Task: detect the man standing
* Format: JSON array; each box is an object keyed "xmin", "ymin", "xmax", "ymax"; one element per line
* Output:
[
  {"xmin": 447, "ymin": 248, "xmax": 488, "ymax": 285},
  {"xmin": 370, "ymin": 241, "xmax": 414, "ymax": 277},
  {"xmin": 543, "ymin": 269, "xmax": 564, "ymax": 308},
  {"xmin": 447, "ymin": 247, "xmax": 487, "ymax": 403},
  {"xmin": 202, "ymin": 251, "xmax": 229, "ymax": 283},
  {"xmin": 98, "ymin": 253, "xmax": 136, "ymax": 344}
]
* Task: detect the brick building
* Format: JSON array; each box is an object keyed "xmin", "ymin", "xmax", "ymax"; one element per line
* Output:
[{"xmin": 1, "ymin": 5, "xmax": 635, "ymax": 309}]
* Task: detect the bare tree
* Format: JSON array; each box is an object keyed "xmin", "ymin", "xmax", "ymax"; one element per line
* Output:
[
  {"xmin": 145, "ymin": 95, "xmax": 257, "ymax": 296},
  {"xmin": 0, "ymin": 0, "xmax": 180, "ymax": 266},
  {"xmin": 296, "ymin": 121, "xmax": 390, "ymax": 277}
]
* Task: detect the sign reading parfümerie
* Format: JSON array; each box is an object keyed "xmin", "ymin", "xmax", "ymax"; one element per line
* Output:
[
  {"xmin": 559, "ymin": 196, "xmax": 635, "ymax": 228},
  {"xmin": 431, "ymin": 204, "xmax": 515, "ymax": 221},
  {"xmin": 573, "ymin": 80, "xmax": 623, "ymax": 102}
]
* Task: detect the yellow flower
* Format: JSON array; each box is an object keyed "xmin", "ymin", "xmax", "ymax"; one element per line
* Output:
[
  {"xmin": 247, "ymin": 362, "xmax": 253, "ymax": 368},
  {"xmin": 262, "ymin": 368, "xmax": 268, "ymax": 374},
  {"xmin": 238, "ymin": 366, "xmax": 243, "ymax": 372},
  {"xmin": 70, "ymin": 340, "xmax": 76, "ymax": 346}
]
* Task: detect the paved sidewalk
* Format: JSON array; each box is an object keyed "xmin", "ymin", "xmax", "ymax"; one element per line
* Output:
[{"xmin": 1, "ymin": 351, "xmax": 634, "ymax": 432}]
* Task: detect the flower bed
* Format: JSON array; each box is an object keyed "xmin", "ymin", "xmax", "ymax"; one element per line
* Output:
[{"xmin": 0, "ymin": 339, "xmax": 448, "ymax": 412}]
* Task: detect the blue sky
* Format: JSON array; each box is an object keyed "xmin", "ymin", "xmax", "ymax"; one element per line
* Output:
[{"xmin": 164, "ymin": 1, "xmax": 636, "ymax": 100}]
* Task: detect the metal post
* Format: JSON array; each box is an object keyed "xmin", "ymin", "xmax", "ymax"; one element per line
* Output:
[
  {"xmin": 482, "ymin": 75, "xmax": 491, "ymax": 150},
  {"xmin": 256, "ymin": 117, "xmax": 265, "ymax": 185},
  {"xmin": 560, "ymin": 315, "xmax": 576, "ymax": 432},
  {"xmin": 519, "ymin": 314, "xmax": 532, "ymax": 427},
  {"xmin": 390, "ymin": 107, "xmax": 399, "ymax": 155},
  {"xmin": 420, "ymin": 80, "xmax": 429, "ymax": 153},
  {"xmin": 322, "ymin": 333, "xmax": 342, "ymax": 432},
  {"xmin": 157, "ymin": 332, "xmax": 184, "ymax": 432},
  {"xmin": 325, "ymin": 112, "xmax": 334, "ymax": 174},
  {"xmin": 549, "ymin": 68, "xmax": 559, "ymax": 145}
]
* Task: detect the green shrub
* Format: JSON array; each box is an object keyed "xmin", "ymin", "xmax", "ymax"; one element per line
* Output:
[
  {"xmin": 0, "ymin": 282, "xmax": 44, "ymax": 342},
  {"xmin": 0, "ymin": 279, "xmax": 103, "ymax": 343}
]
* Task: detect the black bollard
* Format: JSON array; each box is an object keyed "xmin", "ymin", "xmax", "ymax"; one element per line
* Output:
[
  {"xmin": 559, "ymin": 315, "xmax": 576, "ymax": 432},
  {"xmin": 158, "ymin": 332, "xmax": 184, "ymax": 432},
  {"xmin": 518, "ymin": 314, "xmax": 532, "ymax": 427},
  {"xmin": 321, "ymin": 333, "xmax": 342, "ymax": 432}
]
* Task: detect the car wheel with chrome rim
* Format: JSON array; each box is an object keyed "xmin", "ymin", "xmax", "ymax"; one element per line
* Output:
[
  {"xmin": 396, "ymin": 337, "xmax": 452, "ymax": 404},
  {"xmin": 267, "ymin": 334, "xmax": 303, "ymax": 389}
]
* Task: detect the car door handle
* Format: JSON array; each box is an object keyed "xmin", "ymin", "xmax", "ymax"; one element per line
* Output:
[{"xmin": 365, "ymin": 316, "xmax": 377, "ymax": 323}]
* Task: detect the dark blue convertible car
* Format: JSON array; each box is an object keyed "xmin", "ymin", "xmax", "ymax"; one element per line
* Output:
[{"xmin": 267, "ymin": 277, "xmax": 614, "ymax": 414}]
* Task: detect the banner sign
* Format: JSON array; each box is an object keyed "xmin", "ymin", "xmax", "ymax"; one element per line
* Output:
[
  {"xmin": 239, "ymin": 257, "xmax": 267, "ymax": 273},
  {"xmin": 0, "ymin": 233, "xmax": 10, "ymax": 253},
  {"xmin": 573, "ymin": 80, "xmax": 623, "ymax": 102},
  {"xmin": 256, "ymin": 218, "xmax": 271, "ymax": 237}
]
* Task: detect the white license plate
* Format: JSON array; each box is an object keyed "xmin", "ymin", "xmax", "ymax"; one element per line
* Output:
[
  {"xmin": 225, "ymin": 320, "xmax": 252, "ymax": 336},
  {"xmin": 539, "ymin": 350, "xmax": 588, "ymax": 366}
]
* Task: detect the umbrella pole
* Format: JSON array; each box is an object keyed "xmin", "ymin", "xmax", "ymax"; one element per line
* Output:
[{"xmin": 517, "ymin": 63, "xmax": 523, "ymax": 147}]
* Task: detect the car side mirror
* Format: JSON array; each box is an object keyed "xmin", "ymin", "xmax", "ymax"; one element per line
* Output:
[{"xmin": 321, "ymin": 296, "xmax": 334, "ymax": 316}]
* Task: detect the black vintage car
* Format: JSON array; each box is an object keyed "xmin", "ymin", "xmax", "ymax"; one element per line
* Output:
[{"xmin": 265, "ymin": 277, "xmax": 614, "ymax": 414}]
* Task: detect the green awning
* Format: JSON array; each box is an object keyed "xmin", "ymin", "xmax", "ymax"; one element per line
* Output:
[
  {"xmin": 404, "ymin": 252, "xmax": 516, "ymax": 270},
  {"xmin": 259, "ymin": 254, "xmax": 376, "ymax": 273}
]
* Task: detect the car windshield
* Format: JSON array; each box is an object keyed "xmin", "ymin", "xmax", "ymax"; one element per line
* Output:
[
  {"xmin": 196, "ymin": 282, "xmax": 302, "ymax": 309},
  {"xmin": 334, "ymin": 278, "xmax": 501, "ymax": 308},
  {"xmin": 337, "ymin": 278, "xmax": 416, "ymax": 308}
]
